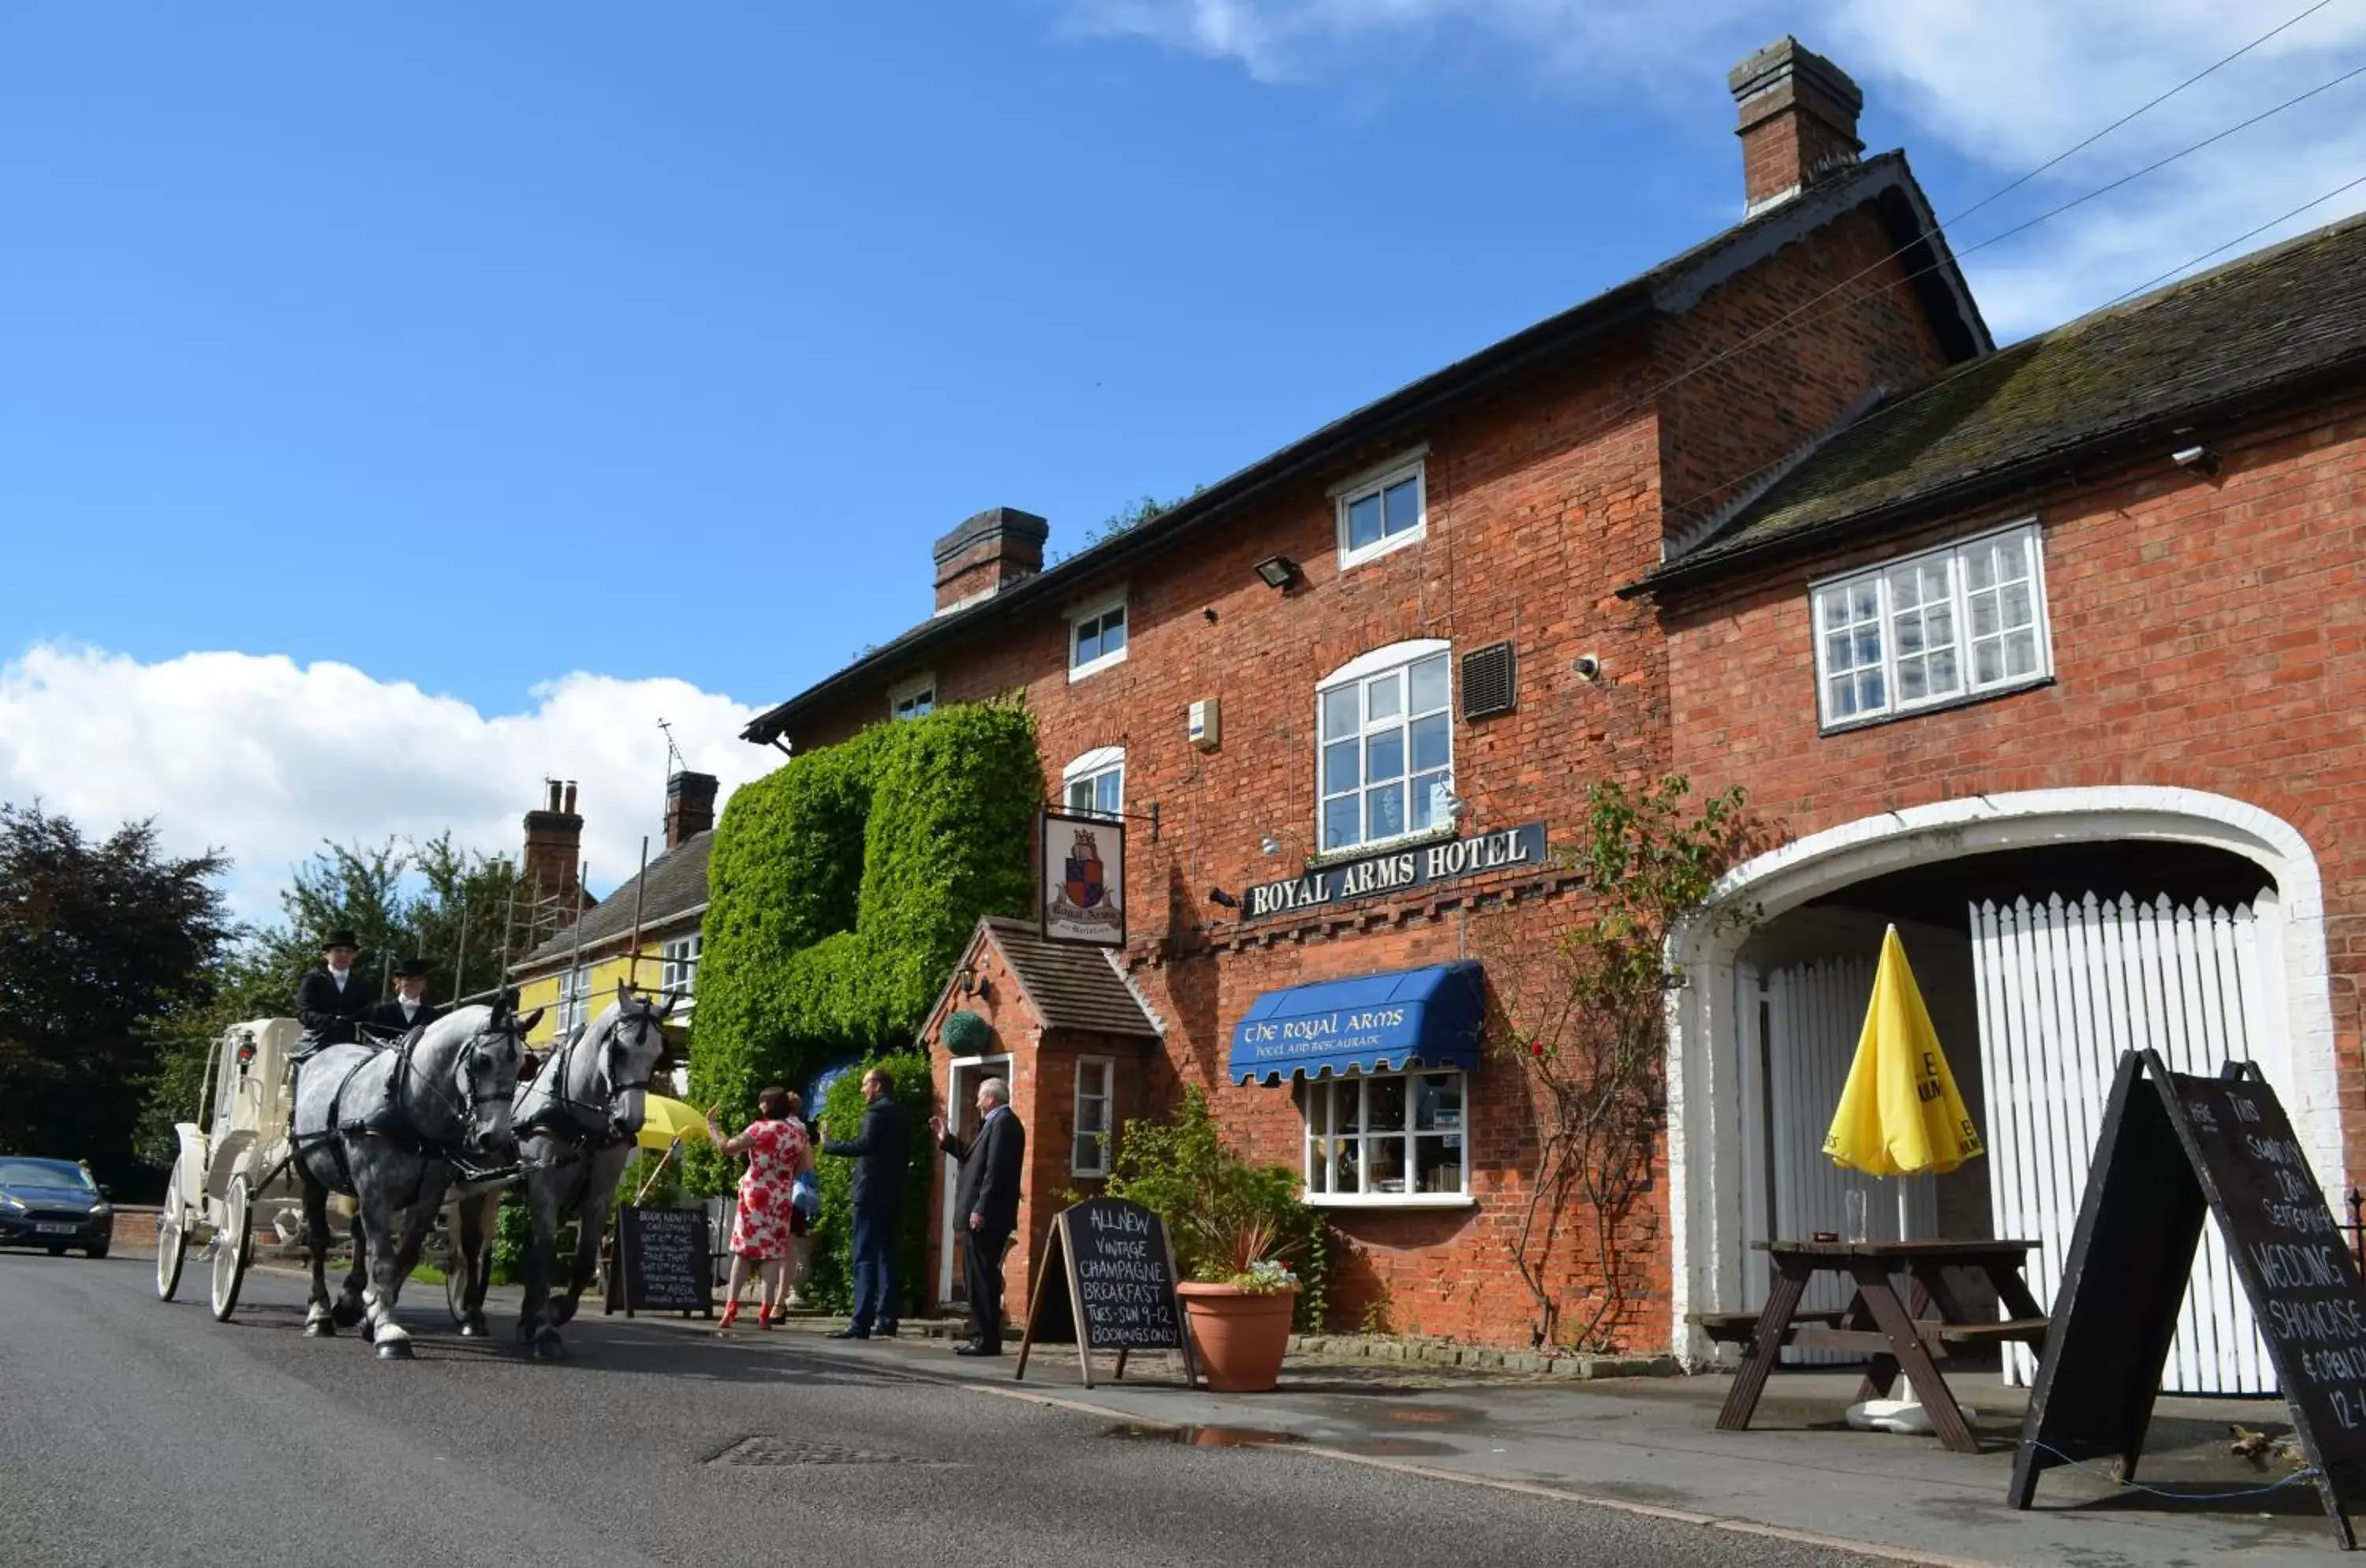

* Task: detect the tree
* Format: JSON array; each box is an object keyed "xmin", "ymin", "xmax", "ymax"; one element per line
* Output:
[{"xmin": 0, "ymin": 805, "xmax": 231, "ymax": 1190}]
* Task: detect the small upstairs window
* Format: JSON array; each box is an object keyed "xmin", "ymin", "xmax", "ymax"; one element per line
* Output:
[
  {"xmin": 1812, "ymin": 523, "xmax": 2051, "ymax": 730},
  {"xmin": 1069, "ymin": 593, "xmax": 1129, "ymax": 681},
  {"xmin": 1062, "ymin": 746, "xmax": 1125, "ymax": 821},
  {"xmin": 1333, "ymin": 450, "xmax": 1427, "ymax": 569},
  {"xmin": 889, "ymin": 674, "xmax": 935, "ymax": 722},
  {"xmin": 1316, "ymin": 640, "xmax": 1454, "ymax": 853}
]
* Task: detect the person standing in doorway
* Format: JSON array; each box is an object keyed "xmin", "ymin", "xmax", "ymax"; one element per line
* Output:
[
  {"xmin": 364, "ymin": 958, "xmax": 442, "ymax": 1037},
  {"xmin": 819, "ymin": 1067, "xmax": 911, "ymax": 1339},
  {"xmin": 931, "ymin": 1077, "xmax": 1024, "ymax": 1357},
  {"xmin": 293, "ymin": 930, "xmax": 378, "ymax": 1062}
]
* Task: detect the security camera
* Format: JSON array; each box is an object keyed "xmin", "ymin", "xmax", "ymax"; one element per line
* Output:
[{"xmin": 1573, "ymin": 654, "xmax": 1603, "ymax": 681}]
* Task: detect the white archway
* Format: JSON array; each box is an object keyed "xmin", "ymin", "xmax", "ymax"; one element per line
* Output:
[{"xmin": 1663, "ymin": 786, "xmax": 2342, "ymax": 1365}]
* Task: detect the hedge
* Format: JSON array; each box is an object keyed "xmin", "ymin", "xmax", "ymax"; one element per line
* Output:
[{"xmin": 803, "ymin": 1050, "xmax": 938, "ymax": 1315}]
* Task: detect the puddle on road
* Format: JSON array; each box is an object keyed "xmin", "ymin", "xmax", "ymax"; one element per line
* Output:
[
  {"xmin": 1106, "ymin": 1424, "xmax": 1305, "ymax": 1448},
  {"xmin": 1321, "ymin": 1436, "xmax": 1457, "ymax": 1458}
]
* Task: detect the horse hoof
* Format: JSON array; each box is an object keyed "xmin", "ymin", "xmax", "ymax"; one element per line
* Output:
[
  {"xmin": 550, "ymin": 1299, "xmax": 579, "ymax": 1327},
  {"xmin": 531, "ymin": 1334, "xmax": 566, "ymax": 1361},
  {"xmin": 459, "ymin": 1316, "xmax": 488, "ymax": 1338},
  {"xmin": 376, "ymin": 1337, "xmax": 415, "ymax": 1361},
  {"xmin": 330, "ymin": 1299, "xmax": 364, "ymax": 1329},
  {"xmin": 304, "ymin": 1320, "xmax": 334, "ymax": 1338}
]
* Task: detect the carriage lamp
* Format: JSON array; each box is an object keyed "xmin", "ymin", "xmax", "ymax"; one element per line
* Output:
[{"xmin": 237, "ymin": 1032, "xmax": 258, "ymax": 1069}]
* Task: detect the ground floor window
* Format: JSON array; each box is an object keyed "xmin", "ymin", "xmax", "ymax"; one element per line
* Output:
[
  {"xmin": 1302, "ymin": 1070, "xmax": 1467, "ymax": 1201},
  {"xmin": 1072, "ymin": 1055, "xmax": 1114, "ymax": 1177},
  {"xmin": 557, "ymin": 968, "xmax": 591, "ymax": 1035}
]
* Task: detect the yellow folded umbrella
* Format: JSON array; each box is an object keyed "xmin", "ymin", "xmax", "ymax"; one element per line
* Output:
[
  {"xmin": 1823, "ymin": 926, "xmax": 1985, "ymax": 1177},
  {"xmin": 636, "ymin": 1094, "xmax": 713, "ymax": 1152}
]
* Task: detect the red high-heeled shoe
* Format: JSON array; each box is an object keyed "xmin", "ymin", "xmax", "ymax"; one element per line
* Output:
[
  {"xmin": 717, "ymin": 1301, "xmax": 741, "ymax": 1332},
  {"xmin": 758, "ymin": 1306, "xmax": 776, "ymax": 1330}
]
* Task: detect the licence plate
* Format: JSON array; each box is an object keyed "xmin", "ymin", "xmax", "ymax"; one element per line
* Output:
[{"xmin": 34, "ymin": 1222, "xmax": 78, "ymax": 1235}]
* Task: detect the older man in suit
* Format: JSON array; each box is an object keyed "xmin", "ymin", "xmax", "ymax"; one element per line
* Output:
[
  {"xmin": 931, "ymin": 1077, "xmax": 1024, "ymax": 1357},
  {"xmin": 293, "ymin": 929, "xmax": 379, "ymax": 1062},
  {"xmin": 364, "ymin": 958, "xmax": 442, "ymax": 1038}
]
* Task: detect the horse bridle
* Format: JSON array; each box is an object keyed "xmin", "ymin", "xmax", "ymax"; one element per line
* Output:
[
  {"xmin": 392, "ymin": 1014, "xmax": 524, "ymax": 1144},
  {"xmin": 528, "ymin": 1005, "xmax": 662, "ymax": 1145}
]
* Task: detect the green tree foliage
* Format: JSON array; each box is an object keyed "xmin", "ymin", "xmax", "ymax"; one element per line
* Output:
[
  {"xmin": 1103, "ymin": 1086, "xmax": 1327, "ymax": 1331},
  {"xmin": 0, "ymin": 805, "xmax": 232, "ymax": 1190},
  {"xmin": 801, "ymin": 1051, "xmax": 936, "ymax": 1315},
  {"xmin": 689, "ymin": 701, "xmax": 1040, "ymax": 1141}
]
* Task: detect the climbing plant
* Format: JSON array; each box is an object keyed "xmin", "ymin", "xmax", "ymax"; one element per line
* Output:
[
  {"xmin": 1500, "ymin": 775, "xmax": 1767, "ymax": 1353},
  {"xmin": 685, "ymin": 699, "xmax": 1040, "ymax": 1193},
  {"xmin": 802, "ymin": 1049, "xmax": 938, "ymax": 1315}
]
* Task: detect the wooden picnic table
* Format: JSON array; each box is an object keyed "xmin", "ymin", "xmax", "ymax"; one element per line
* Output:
[{"xmin": 1700, "ymin": 1238, "xmax": 2051, "ymax": 1455}]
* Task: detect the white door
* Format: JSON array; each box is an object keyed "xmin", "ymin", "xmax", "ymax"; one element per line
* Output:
[
  {"xmin": 1741, "ymin": 957, "xmax": 1939, "ymax": 1363},
  {"xmin": 937, "ymin": 1055, "xmax": 1010, "ymax": 1306},
  {"xmin": 1972, "ymin": 890, "xmax": 2286, "ymax": 1393}
]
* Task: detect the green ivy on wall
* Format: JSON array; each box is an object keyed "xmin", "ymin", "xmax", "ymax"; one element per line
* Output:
[
  {"xmin": 685, "ymin": 700, "xmax": 1040, "ymax": 1194},
  {"xmin": 803, "ymin": 1050, "xmax": 938, "ymax": 1316}
]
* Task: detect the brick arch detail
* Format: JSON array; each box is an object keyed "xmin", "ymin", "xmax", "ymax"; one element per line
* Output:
[{"xmin": 1663, "ymin": 785, "xmax": 2342, "ymax": 1368}]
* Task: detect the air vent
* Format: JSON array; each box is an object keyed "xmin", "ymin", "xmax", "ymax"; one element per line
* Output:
[{"xmin": 1461, "ymin": 641, "xmax": 1516, "ymax": 721}]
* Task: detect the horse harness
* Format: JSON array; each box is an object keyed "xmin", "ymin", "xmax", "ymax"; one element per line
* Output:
[
  {"xmin": 291, "ymin": 1022, "xmax": 514, "ymax": 1193},
  {"xmin": 512, "ymin": 1011, "xmax": 662, "ymax": 1174}
]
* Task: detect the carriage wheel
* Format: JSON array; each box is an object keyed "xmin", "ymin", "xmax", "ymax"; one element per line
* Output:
[
  {"xmin": 210, "ymin": 1176, "xmax": 253, "ymax": 1322},
  {"xmin": 155, "ymin": 1159, "xmax": 189, "ymax": 1302}
]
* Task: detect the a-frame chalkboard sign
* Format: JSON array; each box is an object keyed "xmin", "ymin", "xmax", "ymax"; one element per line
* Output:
[
  {"xmin": 2010, "ymin": 1050, "xmax": 2366, "ymax": 1547},
  {"xmin": 1014, "ymin": 1197, "xmax": 1197, "ymax": 1390}
]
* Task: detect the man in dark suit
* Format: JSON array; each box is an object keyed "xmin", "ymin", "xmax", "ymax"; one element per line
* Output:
[
  {"xmin": 364, "ymin": 958, "xmax": 442, "ymax": 1037},
  {"xmin": 293, "ymin": 929, "xmax": 379, "ymax": 1062},
  {"xmin": 932, "ymin": 1077, "xmax": 1024, "ymax": 1357},
  {"xmin": 819, "ymin": 1067, "xmax": 911, "ymax": 1339}
]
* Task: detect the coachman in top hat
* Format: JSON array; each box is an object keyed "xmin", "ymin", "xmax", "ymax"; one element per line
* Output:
[
  {"xmin": 293, "ymin": 929, "xmax": 379, "ymax": 1062},
  {"xmin": 365, "ymin": 958, "xmax": 443, "ymax": 1038}
]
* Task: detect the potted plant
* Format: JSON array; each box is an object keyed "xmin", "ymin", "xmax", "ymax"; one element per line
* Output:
[{"xmin": 1177, "ymin": 1213, "xmax": 1301, "ymax": 1393}]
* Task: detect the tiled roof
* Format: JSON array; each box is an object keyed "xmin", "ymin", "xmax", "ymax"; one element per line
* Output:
[
  {"xmin": 981, "ymin": 916, "xmax": 1161, "ymax": 1038},
  {"xmin": 517, "ymin": 831, "xmax": 711, "ymax": 970},
  {"xmin": 1649, "ymin": 211, "xmax": 2366, "ymax": 585},
  {"xmin": 744, "ymin": 153, "xmax": 1987, "ymax": 747}
]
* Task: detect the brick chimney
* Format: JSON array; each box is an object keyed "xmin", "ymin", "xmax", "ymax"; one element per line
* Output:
[
  {"xmin": 664, "ymin": 770, "xmax": 718, "ymax": 851},
  {"xmin": 1730, "ymin": 38, "xmax": 1864, "ymax": 215},
  {"xmin": 933, "ymin": 507, "xmax": 1049, "ymax": 614},
  {"xmin": 521, "ymin": 778, "xmax": 585, "ymax": 912}
]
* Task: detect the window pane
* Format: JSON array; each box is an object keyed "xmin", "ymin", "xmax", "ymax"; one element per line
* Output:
[
  {"xmin": 1366, "ymin": 674, "xmax": 1401, "ymax": 722},
  {"xmin": 2005, "ymin": 629, "xmax": 2037, "ymax": 677},
  {"xmin": 1897, "ymin": 615, "xmax": 1924, "ymax": 656},
  {"xmin": 1966, "ymin": 544, "xmax": 1998, "ymax": 591},
  {"xmin": 1368, "ymin": 782, "xmax": 1405, "ymax": 841},
  {"xmin": 1324, "ymin": 740, "xmax": 1360, "ymax": 793},
  {"xmin": 1409, "ymin": 654, "xmax": 1450, "ymax": 714},
  {"xmin": 1102, "ymin": 605, "xmax": 1125, "ymax": 648},
  {"xmin": 1348, "ymin": 492, "xmax": 1383, "ymax": 550},
  {"xmin": 1889, "ymin": 565, "xmax": 1921, "ymax": 610},
  {"xmin": 1337, "ymin": 1081, "xmax": 1364, "ymax": 1135},
  {"xmin": 1323, "ymin": 795, "xmax": 1360, "ymax": 849},
  {"xmin": 1383, "ymin": 477, "xmax": 1420, "ymax": 537},
  {"xmin": 1921, "ymin": 561, "xmax": 1950, "ymax": 603},
  {"xmin": 1823, "ymin": 631, "xmax": 1854, "ymax": 672},
  {"xmin": 1095, "ymin": 770, "xmax": 1122, "ymax": 816},
  {"xmin": 1414, "ymin": 1073, "xmax": 1461, "ymax": 1130},
  {"xmin": 1335, "ymin": 1138, "xmax": 1362, "ymax": 1193},
  {"xmin": 1859, "ymin": 669, "xmax": 1885, "ymax": 710},
  {"xmin": 1066, "ymin": 778, "xmax": 1093, "ymax": 812},
  {"xmin": 1898, "ymin": 656, "xmax": 1927, "ymax": 701},
  {"xmin": 1818, "ymin": 590, "xmax": 1850, "ymax": 633},
  {"xmin": 1412, "ymin": 770, "xmax": 1450, "ymax": 831},
  {"xmin": 1366, "ymin": 1135, "xmax": 1408, "ymax": 1194},
  {"xmin": 1369, "ymin": 1075, "xmax": 1408, "ymax": 1132},
  {"xmin": 1409, "ymin": 712, "xmax": 1450, "ymax": 773},
  {"xmin": 1307, "ymin": 1084, "xmax": 1331, "ymax": 1137},
  {"xmin": 1414, "ymin": 1136, "xmax": 1462, "ymax": 1194},
  {"xmin": 2001, "ymin": 581, "xmax": 2032, "ymax": 630},
  {"xmin": 1323, "ymin": 687, "xmax": 1357, "ymax": 741},
  {"xmin": 1307, "ymin": 1141, "xmax": 1330, "ymax": 1193},
  {"xmin": 1928, "ymin": 647, "xmax": 1958, "ymax": 693},
  {"xmin": 1851, "ymin": 581, "xmax": 1879, "ymax": 622},
  {"xmin": 1827, "ymin": 676, "xmax": 1859, "ymax": 719},
  {"xmin": 1973, "ymin": 639, "xmax": 2004, "ymax": 685},
  {"xmin": 1365, "ymin": 730, "xmax": 1404, "ymax": 782},
  {"xmin": 1075, "ymin": 624, "xmax": 1099, "ymax": 665},
  {"xmin": 1853, "ymin": 629, "xmax": 1882, "ymax": 667}
]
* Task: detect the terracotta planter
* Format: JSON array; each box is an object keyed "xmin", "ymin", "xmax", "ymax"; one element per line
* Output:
[{"xmin": 1177, "ymin": 1282, "xmax": 1299, "ymax": 1392}]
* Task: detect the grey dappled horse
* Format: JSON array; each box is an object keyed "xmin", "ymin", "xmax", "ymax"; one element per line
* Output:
[
  {"xmin": 289, "ymin": 1000, "xmax": 533, "ymax": 1359},
  {"xmin": 444, "ymin": 985, "xmax": 673, "ymax": 1359}
]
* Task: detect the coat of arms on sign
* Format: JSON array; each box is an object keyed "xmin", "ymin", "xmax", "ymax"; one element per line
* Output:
[{"xmin": 1040, "ymin": 810, "xmax": 1125, "ymax": 946}]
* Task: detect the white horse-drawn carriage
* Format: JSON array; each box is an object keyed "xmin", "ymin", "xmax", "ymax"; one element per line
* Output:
[{"xmin": 155, "ymin": 1017, "xmax": 306, "ymax": 1320}]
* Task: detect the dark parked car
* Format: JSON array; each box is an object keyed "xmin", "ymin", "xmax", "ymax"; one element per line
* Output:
[{"xmin": 0, "ymin": 1158, "xmax": 113, "ymax": 1258}]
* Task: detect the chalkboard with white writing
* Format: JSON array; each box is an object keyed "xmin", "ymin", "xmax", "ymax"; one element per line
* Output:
[
  {"xmin": 610, "ymin": 1204, "xmax": 713, "ymax": 1317},
  {"xmin": 2010, "ymin": 1051, "xmax": 2366, "ymax": 1547},
  {"xmin": 1014, "ymin": 1198, "xmax": 1196, "ymax": 1389}
]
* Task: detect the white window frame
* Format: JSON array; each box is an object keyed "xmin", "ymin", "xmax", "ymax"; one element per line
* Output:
[
  {"xmin": 1066, "ymin": 590, "xmax": 1129, "ymax": 682},
  {"xmin": 1061, "ymin": 745, "xmax": 1125, "ymax": 822},
  {"xmin": 556, "ymin": 967, "xmax": 592, "ymax": 1035},
  {"xmin": 1811, "ymin": 521, "xmax": 2053, "ymax": 730},
  {"xmin": 888, "ymin": 673, "xmax": 935, "ymax": 722},
  {"xmin": 1071, "ymin": 1055, "xmax": 1115, "ymax": 1178},
  {"xmin": 660, "ymin": 933, "xmax": 700, "ymax": 1012},
  {"xmin": 1331, "ymin": 446, "xmax": 1429, "ymax": 570},
  {"xmin": 1301, "ymin": 1068, "xmax": 1475, "ymax": 1209},
  {"xmin": 1315, "ymin": 639, "xmax": 1455, "ymax": 858}
]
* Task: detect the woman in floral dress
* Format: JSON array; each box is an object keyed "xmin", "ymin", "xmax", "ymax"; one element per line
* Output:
[{"xmin": 707, "ymin": 1085, "xmax": 813, "ymax": 1330}]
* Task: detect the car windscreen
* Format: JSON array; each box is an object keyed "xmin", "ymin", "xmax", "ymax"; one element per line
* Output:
[{"xmin": 0, "ymin": 1159, "xmax": 96, "ymax": 1192}]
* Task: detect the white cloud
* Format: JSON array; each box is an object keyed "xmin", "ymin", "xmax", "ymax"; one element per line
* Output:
[
  {"xmin": 1055, "ymin": 0, "xmax": 2366, "ymax": 336},
  {"xmin": 0, "ymin": 644, "xmax": 776, "ymax": 925}
]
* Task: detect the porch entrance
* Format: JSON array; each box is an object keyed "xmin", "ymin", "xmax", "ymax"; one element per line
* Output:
[{"xmin": 938, "ymin": 1053, "xmax": 1009, "ymax": 1308}]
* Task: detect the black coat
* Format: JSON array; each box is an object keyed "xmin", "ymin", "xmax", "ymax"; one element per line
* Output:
[
  {"xmin": 822, "ymin": 1096, "xmax": 911, "ymax": 1216},
  {"xmin": 941, "ymin": 1107, "xmax": 1024, "ymax": 1238},
  {"xmin": 363, "ymin": 995, "xmax": 443, "ymax": 1036},
  {"xmin": 294, "ymin": 968, "xmax": 379, "ymax": 1048}
]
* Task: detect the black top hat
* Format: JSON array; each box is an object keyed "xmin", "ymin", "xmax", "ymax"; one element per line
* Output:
[
  {"xmin": 394, "ymin": 957, "xmax": 431, "ymax": 980},
  {"xmin": 319, "ymin": 929, "xmax": 360, "ymax": 953}
]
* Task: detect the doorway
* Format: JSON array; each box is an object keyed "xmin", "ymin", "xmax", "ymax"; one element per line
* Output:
[{"xmin": 938, "ymin": 1053, "xmax": 1010, "ymax": 1306}]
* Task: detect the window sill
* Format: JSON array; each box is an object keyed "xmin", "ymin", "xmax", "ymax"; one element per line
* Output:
[
  {"xmin": 1304, "ymin": 821, "xmax": 1458, "ymax": 870},
  {"xmin": 1066, "ymin": 648, "xmax": 1129, "ymax": 685},
  {"xmin": 1069, "ymin": 1167, "xmax": 1110, "ymax": 1182},
  {"xmin": 1817, "ymin": 673, "xmax": 2054, "ymax": 735},
  {"xmin": 1336, "ymin": 528, "xmax": 1427, "ymax": 573},
  {"xmin": 1305, "ymin": 1193, "xmax": 1477, "ymax": 1211}
]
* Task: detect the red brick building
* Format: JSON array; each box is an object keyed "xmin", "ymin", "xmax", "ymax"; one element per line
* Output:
[{"xmin": 736, "ymin": 38, "xmax": 2366, "ymax": 1375}]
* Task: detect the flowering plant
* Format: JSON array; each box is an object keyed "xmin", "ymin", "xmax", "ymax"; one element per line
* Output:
[{"xmin": 1188, "ymin": 1212, "xmax": 1302, "ymax": 1294}]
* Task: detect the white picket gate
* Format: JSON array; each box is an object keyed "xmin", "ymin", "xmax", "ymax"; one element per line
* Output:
[
  {"xmin": 1743, "ymin": 956, "xmax": 1939, "ymax": 1362},
  {"xmin": 1971, "ymin": 890, "xmax": 2285, "ymax": 1393}
]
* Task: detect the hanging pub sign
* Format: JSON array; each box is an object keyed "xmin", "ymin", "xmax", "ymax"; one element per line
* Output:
[
  {"xmin": 1241, "ymin": 820, "xmax": 1548, "ymax": 923},
  {"xmin": 2010, "ymin": 1051, "xmax": 2366, "ymax": 1548},
  {"xmin": 1039, "ymin": 809, "xmax": 1125, "ymax": 949}
]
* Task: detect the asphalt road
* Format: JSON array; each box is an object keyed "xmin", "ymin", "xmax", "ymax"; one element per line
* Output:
[{"xmin": 0, "ymin": 1253, "xmax": 1891, "ymax": 1568}]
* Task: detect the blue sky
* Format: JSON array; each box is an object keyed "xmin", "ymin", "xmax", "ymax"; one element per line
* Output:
[{"xmin": 5, "ymin": 1, "xmax": 2361, "ymax": 913}]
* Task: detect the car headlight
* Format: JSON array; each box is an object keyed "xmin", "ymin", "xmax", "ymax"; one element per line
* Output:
[
  {"xmin": 88, "ymin": 1202, "xmax": 109, "ymax": 1215},
  {"xmin": 0, "ymin": 1194, "xmax": 22, "ymax": 1211}
]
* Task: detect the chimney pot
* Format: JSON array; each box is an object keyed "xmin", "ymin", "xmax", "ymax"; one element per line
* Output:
[
  {"xmin": 1730, "ymin": 37, "xmax": 1864, "ymax": 214},
  {"xmin": 931, "ymin": 507, "xmax": 1050, "ymax": 615},
  {"xmin": 547, "ymin": 779, "xmax": 563, "ymax": 812},
  {"xmin": 562, "ymin": 781, "xmax": 577, "ymax": 815}
]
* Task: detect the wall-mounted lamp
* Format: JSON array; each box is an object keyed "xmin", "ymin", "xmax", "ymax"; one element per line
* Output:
[
  {"xmin": 1252, "ymin": 554, "xmax": 1304, "ymax": 592},
  {"xmin": 1260, "ymin": 827, "xmax": 1312, "ymax": 861},
  {"xmin": 1442, "ymin": 790, "xmax": 1472, "ymax": 823},
  {"xmin": 2172, "ymin": 443, "xmax": 2220, "ymax": 477},
  {"xmin": 955, "ymin": 964, "xmax": 990, "ymax": 1000},
  {"xmin": 1207, "ymin": 887, "xmax": 1241, "ymax": 909}
]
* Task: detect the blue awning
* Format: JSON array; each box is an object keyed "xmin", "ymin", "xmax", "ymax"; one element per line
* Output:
[{"xmin": 1228, "ymin": 961, "xmax": 1487, "ymax": 1085}]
